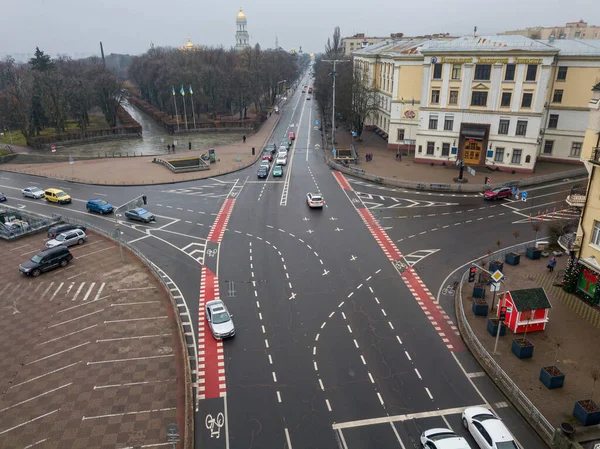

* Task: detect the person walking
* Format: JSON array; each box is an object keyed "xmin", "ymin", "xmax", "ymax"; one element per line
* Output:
[
  {"xmin": 167, "ymin": 144, "xmax": 171, "ymax": 153},
  {"xmin": 547, "ymin": 256, "xmax": 557, "ymax": 273},
  {"xmin": 243, "ymin": 135, "xmax": 247, "ymax": 143},
  {"xmin": 396, "ymin": 150, "xmax": 400, "ymax": 160}
]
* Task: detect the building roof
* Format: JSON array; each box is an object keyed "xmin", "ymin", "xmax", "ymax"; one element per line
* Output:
[
  {"xmin": 509, "ymin": 288, "xmax": 552, "ymax": 311},
  {"xmin": 422, "ymin": 35, "xmax": 558, "ymax": 53},
  {"xmin": 353, "ymin": 38, "xmax": 441, "ymax": 58},
  {"xmin": 538, "ymin": 39, "xmax": 600, "ymax": 56},
  {"xmin": 237, "ymin": 7, "xmax": 246, "ymax": 19}
]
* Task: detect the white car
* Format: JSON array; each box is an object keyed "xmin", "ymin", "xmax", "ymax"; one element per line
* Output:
[
  {"xmin": 306, "ymin": 192, "xmax": 324, "ymax": 208},
  {"xmin": 462, "ymin": 407, "xmax": 519, "ymax": 449},
  {"xmin": 421, "ymin": 428, "xmax": 472, "ymax": 449},
  {"xmin": 206, "ymin": 299, "xmax": 235, "ymax": 339},
  {"xmin": 46, "ymin": 229, "xmax": 87, "ymax": 248},
  {"xmin": 22, "ymin": 187, "xmax": 45, "ymax": 199},
  {"xmin": 277, "ymin": 150, "xmax": 288, "ymax": 158},
  {"xmin": 276, "ymin": 156, "xmax": 287, "ymax": 166}
]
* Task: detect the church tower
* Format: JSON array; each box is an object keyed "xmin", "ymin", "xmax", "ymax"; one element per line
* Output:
[{"xmin": 235, "ymin": 8, "xmax": 250, "ymax": 50}]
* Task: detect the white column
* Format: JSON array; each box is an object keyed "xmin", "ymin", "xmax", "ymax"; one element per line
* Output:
[
  {"xmin": 489, "ymin": 64, "xmax": 503, "ymax": 111},
  {"xmin": 440, "ymin": 64, "xmax": 450, "ymax": 107},
  {"xmin": 421, "ymin": 63, "xmax": 431, "ymax": 107},
  {"xmin": 459, "ymin": 65, "xmax": 474, "ymax": 109}
]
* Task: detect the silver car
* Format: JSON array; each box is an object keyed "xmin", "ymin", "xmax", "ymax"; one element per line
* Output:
[
  {"xmin": 206, "ymin": 299, "xmax": 235, "ymax": 339},
  {"xmin": 22, "ymin": 187, "xmax": 45, "ymax": 199},
  {"xmin": 46, "ymin": 229, "xmax": 87, "ymax": 248}
]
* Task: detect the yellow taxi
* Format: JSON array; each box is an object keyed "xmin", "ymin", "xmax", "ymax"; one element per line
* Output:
[{"xmin": 44, "ymin": 188, "xmax": 72, "ymax": 204}]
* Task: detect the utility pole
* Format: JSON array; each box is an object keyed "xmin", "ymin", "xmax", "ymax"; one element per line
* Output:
[{"xmin": 322, "ymin": 59, "xmax": 349, "ymax": 151}]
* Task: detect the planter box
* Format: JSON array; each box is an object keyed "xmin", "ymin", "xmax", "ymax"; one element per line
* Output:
[
  {"xmin": 539, "ymin": 366, "xmax": 565, "ymax": 389},
  {"xmin": 526, "ymin": 247, "xmax": 542, "ymax": 260},
  {"xmin": 505, "ymin": 253, "xmax": 520, "ymax": 266},
  {"xmin": 489, "ymin": 261, "xmax": 504, "ymax": 273},
  {"xmin": 473, "ymin": 283, "xmax": 486, "ymax": 299},
  {"xmin": 573, "ymin": 400, "xmax": 600, "ymax": 426},
  {"xmin": 472, "ymin": 299, "xmax": 489, "ymax": 317},
  {"xmin": 487, "ymin": 318, "xmax": 507, "ymax": 337},
  {"xmin": 512, "ymin": 338, "xmax": 534, "ymax": 359}
]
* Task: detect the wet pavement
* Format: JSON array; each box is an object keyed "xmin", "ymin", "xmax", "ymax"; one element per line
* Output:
[{"xmin": 50, "ymin": 102, "xmax": 246, "ymax": 157}]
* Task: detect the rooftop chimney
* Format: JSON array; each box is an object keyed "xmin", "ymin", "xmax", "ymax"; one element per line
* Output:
[{"xmin": 549, "ymin": 34, "xmax": 555, "ymax": 43}]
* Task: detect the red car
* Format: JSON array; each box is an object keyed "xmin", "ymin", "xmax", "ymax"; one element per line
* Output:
[
  {"xmin": 262, "ymin": 149, "xmax": 273, "ymax": 161},
  {"xmin": 484, "ymin": 187, "xmax": 512, "ymax": 200},
  {"xmin": 308, "ymin": 87, "xmax": 313, "ymax": 94},
  {"xmin": 288, "ymin": 131, "xmax": 296, "ymax": 140}
]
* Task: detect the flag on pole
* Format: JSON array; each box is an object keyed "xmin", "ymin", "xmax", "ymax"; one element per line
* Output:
[
  {"xmin": 180, "ymin": 86, "xmax": 185, "ymax": 96},
  {"xmin": 189, "ymin": 85, "xmax": 193, "ymax": 95},
  {"xmin": 401, "ymin": 98, "xmax": 405, "ymax": 104},
  {"xmin": 412, "ymin": 98, "xmax": 415, "ymax": 106},
  {"xmin": 172, "ymin": 86, "xmax": 175, "ymax": 96}
]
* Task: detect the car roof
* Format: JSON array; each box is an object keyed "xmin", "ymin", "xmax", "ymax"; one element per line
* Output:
[
  {"xmin": 480, "ymin": 419, "xmax": 514, "ymax": 442},
  {"xmin": 45, "ymin": 188, "xmax": 65, "ymax": 193},
  {"xmin": 206, "ymin": 299, "xmax": 226, "ymax": 310}
]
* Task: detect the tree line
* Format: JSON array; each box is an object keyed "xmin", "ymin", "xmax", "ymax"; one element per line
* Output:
[
  {"xmin": 128, "ymin": 45, "xmax": 309, "ymax": 120},
  {"xmin": 313, "ymin": 27, "xmax": 378, "ymax": 140},
  {"xmin": 0, "ymin": 48, "xmax": 126, "ymax": 141}
]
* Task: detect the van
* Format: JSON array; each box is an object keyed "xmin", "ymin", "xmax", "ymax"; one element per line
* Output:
[{"xmin": 44, "ymin": 188, "xmax": 72, "ymax": 204}]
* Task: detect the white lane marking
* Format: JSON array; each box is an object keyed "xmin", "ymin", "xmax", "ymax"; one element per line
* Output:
[
  {"xmin": 325, "ymin": 399, "xmax": 332, "ymax": 412},
  {"xmin": 425, "ymin": 387, "xmax": 434, "ymax": 400}
]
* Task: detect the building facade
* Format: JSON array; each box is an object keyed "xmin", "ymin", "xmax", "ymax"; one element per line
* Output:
[
  {"xmin": 354, "ymin": 35, "xmax": 600, "ymax": 173},
  {"xmin": 235, "ymin": 8, "xmax": 250, "ymax": 51},
  {"xmin": 503, "ymin": 20, "xmax": 600, "ymax": 40},
  {"xmin": 341, "ymin": 34, "xmax": 390, "ymax": 56}
]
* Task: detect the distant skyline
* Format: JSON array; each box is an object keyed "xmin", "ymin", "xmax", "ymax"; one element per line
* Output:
[{"xmin": 1, "ymin": 0, "xmax": 599, "ymax": 61}]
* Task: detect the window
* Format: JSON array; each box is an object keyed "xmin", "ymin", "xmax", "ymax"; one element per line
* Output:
[
  {"xmin": 471, "ymin": 91, "xmax": 488, "ymax": 106},
  {"xmin": 504, "ymin": 64, "xmax": 516, "ymax": 81},
  {"xmin": 592, "ymin": 221, "xmax": 600, "ymax": 246},
  {"xmin": 474, "ymin": 64, "xmax": 491, "ymax": 81},
  {"xmin": 426, "ymin": 141, "xmax": 435, "ymax": 155},
  {"xmin": 444, "ymin": 116, "xmax": 454, "ymax": 131},
  {"xmin": 498, "ymin": 119, "xmax": 510, "ymax": 135},
  {"xmin": 431, "ymin": 89, "xmax": 440, "ymax": 104},
  {"xmin": 397, "ymin": 128, "xmax": 405, "ymax": 141},
  {"xmin": 548, "ymin": 114, "xmax": 559, "ymax": 129},
  {"xmin": 525, "ymin": 155, "xmax": 531, "ymax": 163},
  {"xmin": 494, "ymin": 147, "xmax": 505, "ymax": 162},
  {"xmin": 449, "ymin": 90, "xmax": 459, "ymax": 105},
  {"xmin": 501, "ymin": 92, "xmax": 512, "ymax": 107},
  {"xmin": 429, "ymin": 115, "xmax": 438, "ymax": 130},
  {"xmin": 553, "ymin": 89, "xmax": 563, "ymax": 103},
  {"xmin": 521, "ymin": 93, "xmax": 533, "ymax": 108},
  {"xmin": 570, "ymin": 142, "xmax": 582, "ymax": 157},
  {"xmin": 516, "ymin": 120, "xmax": 528, "ymax": 136},
  {"xmin": 511, "ymin": 149, "xmax": 523, "ymax": 164},
  {"xmin": 432, "ymin": 63, "xmax": 442, "ymax": 79},
  {"xmin": 451, "ymin": 64, "xmax": 461, "ymax": 80},
  {"xmin": 525, "ymin": 64, "xmax": 538, "ymax": 81},
  {"xmin": 442, "ymin": 143, "xmax": 450, "ymax": 156},
  {"xmin": 418, "ymin": 145, "xmax": 422, "ymax": 153},
  {"xmin": 557, "ymin": 66, "xmax": 568, "ymax": 81},
  {"xmin": 543, "ymin": 140, "xmax": 554, "ymax": 154}
]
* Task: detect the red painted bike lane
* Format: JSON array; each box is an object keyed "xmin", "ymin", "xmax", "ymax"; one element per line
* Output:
[{"xmin": 333, "ymin": 172, "xmax": 464, "ymax": 352}]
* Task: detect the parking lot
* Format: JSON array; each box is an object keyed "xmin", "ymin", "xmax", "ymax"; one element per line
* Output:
[{"xmin": 0, "ymin": 231, "xmax": 186, "ymax": 449}]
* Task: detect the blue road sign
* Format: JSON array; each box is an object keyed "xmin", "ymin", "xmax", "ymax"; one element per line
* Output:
[
  {"xmin": 315, "ymin": 120, "xmax": 319, "ymax": 125},
  {"xmin": 332, "ymin": 149, "xmax": 337, "ymax": 155},
  {"xmin": 522, "ymin": 191, "xmax": 528, "ymax": 201}
]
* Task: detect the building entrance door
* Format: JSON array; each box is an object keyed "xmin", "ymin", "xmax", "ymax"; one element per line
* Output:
[{"xmin": 463, "ymin": 140, "xmax": 482, "ymax": 165}]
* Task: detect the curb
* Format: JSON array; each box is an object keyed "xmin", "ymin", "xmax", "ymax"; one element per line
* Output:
[{"xmin": 0, "ymin": 115, "xmax": 283, "ymax": 187}]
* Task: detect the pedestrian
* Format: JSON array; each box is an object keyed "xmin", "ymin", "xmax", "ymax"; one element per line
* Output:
[
  {"xmin": 167, "ymin": 144, "xmax": 171, "ymax": 153},
  {"xmin": 172, "ymin": 144, "xmax": 176, "ymax": 152},
  {"xmin": 396, "ymin": 150, "xmax": 400, "ymax": 160},
  {"xmin": 515, "ymin": 188, "xmax": 520, "ymax": 200},
  {"xmin": 243, "ymin": 135, "xmax": 246, "ymax": 143},
  {"xmin": 189, "ymin": 141, "xmax": 192, "ymax": 150},
  {"xmin": 547, "ymin": 257, "xmax": 557, "ymax": 273}
]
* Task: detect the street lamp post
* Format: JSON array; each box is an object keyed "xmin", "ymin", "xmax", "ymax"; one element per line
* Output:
[
  {"xmin": 277, "ymin": 80, "xmax": 287, "ymax": 101},
  {"xmin": 322, "ymin": 59, "xmax": 348, "ymax": 151}
]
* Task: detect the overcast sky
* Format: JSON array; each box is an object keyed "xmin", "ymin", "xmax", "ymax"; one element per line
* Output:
[{"xmin": 1, "ymin": 0, "xmax": 599, "ymax": 60}]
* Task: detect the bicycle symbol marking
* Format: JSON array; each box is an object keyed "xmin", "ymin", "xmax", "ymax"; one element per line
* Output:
[
  {"xmin": 230, "ymin": 191, "xmax": 238, "ymax": 198},
  {"xmin": 205, "ymin": 412, "xmax": 225, "ymax": 438},
  {"xmin": 206, "ymin": 249, "xmax": 217, "ymax": 258},
  {"xmin": 442, "ymin": 284, "xmax": 456, "ymax": 296}
]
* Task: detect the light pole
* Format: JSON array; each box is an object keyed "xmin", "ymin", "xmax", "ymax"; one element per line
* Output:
[
  {"xmin": 277, "ymin": 80, "xmax": 287, "ymax": 101},
  {"xmin": 322, "ymin": 59, "xmax": 349, "ymax": 150}
]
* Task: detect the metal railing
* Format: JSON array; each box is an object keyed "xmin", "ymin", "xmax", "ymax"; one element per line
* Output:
[
  {"xmin": 62, "ymin": 217, "xmax": 194, "ymax": 449},
  {"xmin": 590, "ymin": 147, "xmax": 600, "ymax": 164},
  {"xmin": 558, "ymin": 232, "xmax": 580, "ymax": 251},
  {"xmin": 0, "ymin": 206, "xmax": 62, "ymax": 240},
  {"xmin": 455, "ymin": 239, "xmax": 555, "ymax": 446}
]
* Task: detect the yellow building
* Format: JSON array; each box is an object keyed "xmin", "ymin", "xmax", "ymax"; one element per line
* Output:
[
  {"xmin": 341, "ymin": 33, "xmax": 391, "ymax": 56},
  {"xmin": 354, "ymin": 35, "xmax": 600, "ymax": 173},
  {"xmin": 503, "ymin": 20, "xmax": 600, "ymax": 40}
]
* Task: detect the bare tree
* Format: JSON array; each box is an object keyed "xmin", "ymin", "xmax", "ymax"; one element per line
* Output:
[
  {"xmin": 348, "ymin": 65, "xmax": 378, "ymax": 139},
  {"xmin": 95, "ymin": 69, "xmax": 127, "ymax": 127},
  {"xmin": 325, "ymin": 26, "xmax": 344, "ymax": 58}
]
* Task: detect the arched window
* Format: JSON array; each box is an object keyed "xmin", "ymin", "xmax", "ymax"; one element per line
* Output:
[{"xmin": 525, "ymin": 155, "xmax": 531, "ymax": 163}]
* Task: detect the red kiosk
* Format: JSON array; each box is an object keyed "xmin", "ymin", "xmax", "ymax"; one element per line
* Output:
[{"xmin": 498, "ymin": 288, "xmax": 552, "ymax": 334}]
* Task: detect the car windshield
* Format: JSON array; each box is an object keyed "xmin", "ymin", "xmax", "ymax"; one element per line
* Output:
[
  {"xmin": 56, "ymin": 191, "xmax": 67, "ymax": 197},
  {"xmin": 496, "ymin": 441, "xmax": 518, "ymax": 449},
  {"xmin": 96, "ymin": 200, "xmax": 108, "ymax": 206},
  {"xmin": 55, "ymin": 234, "xmax": 68, "ymax": 241},
  {"xmin": 212, "ymin": 311, "xmax": 230, "ymax": 324},
  {"xmin": 312, "ymin": 196, "xmax": 322, "ymax": 201},
  {"xmin": 473, "ymin": 413, "xmax": 496, "ymax": 421},
  {"xmin": 31, "ymin": 254, "xmax": 43, "ymax": 263},
  {"xmin": 137, "ymin": 209, "xmax": 148, "ymax": 215},
  {"xmin": 430, "ymin": 432, "xmax": 458, "ymax": 441}
]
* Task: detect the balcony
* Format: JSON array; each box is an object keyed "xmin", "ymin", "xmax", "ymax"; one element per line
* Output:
[
  {"xmin": 566, "ymin": 184, "xmax": 587, "ymax": 208},
  {"xmin": 558, "ymin": 232, "xmax": 581, "ymax": 252},
  {"xmin": 590, "ymin": 147, "xmax": 600, "ymax": 165}
]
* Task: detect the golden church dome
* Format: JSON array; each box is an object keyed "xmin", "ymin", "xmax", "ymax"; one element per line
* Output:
[
  {"xmin": 237, "ymin": 7, "xmax": 246, "ymax": 19},
  {"xmin": 186, "ymin": 36, "xmax": 193, "ymax": 48}
]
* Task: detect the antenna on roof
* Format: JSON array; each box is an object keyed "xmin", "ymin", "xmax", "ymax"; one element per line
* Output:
[{"xmin": 473, "ymin": 26, "xmax": 477, "ymax": 37}]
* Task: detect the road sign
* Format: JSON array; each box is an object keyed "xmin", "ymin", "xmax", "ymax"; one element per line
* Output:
[
  {"xmin": 332, "ymin": 149, "xmax": 336, "ymax": 155},
  {"xmin": 456, "ymin": 159, "xmax": 462, "ymax": 166},
  {"xmin": 166, "ymin": 424, "xmax": 180, "ymax": 443},
  {"xmin": 467, "ymin": 166, "xmax": 476, "ymax": 176},
  {"xmin": 506, "ymin": 306, "xmax": 513, "ymax": 313},
  {"xmin": 490, "ymin": 282, "xmax": 500, "ymax": 292},
  {"xmin": 491, "ymin": 270, "xmax": 504, "ymax": 283},
  {"xmin": 521, "ymin": 191, "xmax": 528, "ymax": 202},
  {"xmin": 315, "ymin": 120, "xmax": 319, "ymax": 125}
]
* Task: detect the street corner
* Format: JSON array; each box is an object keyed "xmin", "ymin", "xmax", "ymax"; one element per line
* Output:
[{"xmin": 0, "ymin": 231, "xmax": 188, "ymax": 449}]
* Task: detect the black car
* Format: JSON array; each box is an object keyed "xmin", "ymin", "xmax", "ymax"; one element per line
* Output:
[
  {"xmin": 0, "ymin": 192, "xmax": 6, "ymax": 201},
  {"xmin": 48, "ymin": 223, "xmax": 87, "ymax": 238},
  {"xmin": 124, "ymin": 207, "xmax": 156, "ymax": 223},
  {"xmin": 19, "ymin": 246, "xmax": 73, "ymax": 277},
  {"xmin": 257, "ymin": 166, "xmax": 268, "ymax": 178}
]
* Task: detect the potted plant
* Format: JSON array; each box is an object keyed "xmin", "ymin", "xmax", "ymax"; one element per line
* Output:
[
  {"xmin": 512, "ymin": 337, "xmax": 534, "ymax": 359},
  {"xmin": 505, "ymin": 252, "xmax": 520, "ymax": 265},
  {"xmin": 487, "ymin": 318, "xmax": 506, "ymax": 337},
  {"xmin": 489, "ymin": 239, "xmax": 504, "ymax": 272},
  {"xmin": 472, "ymin": 298, "xmax": 489, "ymax": 316},
  {"xmin": 472, "ymin": 282, "xmax": 486, "ymax": 299},
  {"xmin": 526, "ymin": 247, "xmax": 542, "ymax": 260},
  {"xmin": 540, "ymin": 365, "xmax": 565, "ymax": 389},
  {"xmin": 573, "ymin": 367, "xmax": 600, "ymax": 426}
]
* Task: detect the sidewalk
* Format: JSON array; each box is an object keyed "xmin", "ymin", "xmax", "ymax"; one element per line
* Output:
[
  {"xmin": 460, "ymin": 253, "xmax": 600, "ymax": 431},
  {"xmin": 333, "ymin": 127, "xmax": 582, "ymax": 185},
  {"xmin": 0, "ymin": 113, "xmax": 281, "ymax": 185}
]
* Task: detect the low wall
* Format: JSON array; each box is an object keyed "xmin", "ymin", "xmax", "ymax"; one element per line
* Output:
[{"xmin": 153, "ymin": 157, "xmax": 210, "ymax": 173}]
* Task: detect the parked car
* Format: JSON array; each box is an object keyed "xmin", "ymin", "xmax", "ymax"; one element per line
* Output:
[
  {"xmin": 22, "ymin": 187, "xmax": 45, "ymax": 199},
  {"xmin": 44, "ymin": 188, "xmax": 72, "ymax": 204},
  {"xmin": 0, "ymin": 192, "xmax": 6, "ymax": 202},
  {"xmin": 306, "ymin": 192, "xmax": 324, "ymax": 208},
  {"xmin": 124, "ymin": 207, "xmax": 156, "ymax": 223},
  {"xmin": 205, "ymin": 299, "xmax": 235, "ymax": 339},
  {"xmin": 483, "ymin": 187, "xmax": 512, "ymax": 201},
  {"xmin": 48, "ymin": 223, "xmax": 87, "ymax": 238},
  {"xmin": 462, "ymin": 407, "xmax": 519, "ymax": 449},
  {"xmin": 288, "ymin": 131, "xmax": 295, "ymax": 140},
  {"xmin": 46, "ymin": 229, "xmax": 87, "ymax": 248},
  {"xmin": 420, "ymin": 428, "xmax": 472, "ymax": 449},
  {"xmin": 19, "ymin": 246, "xmax": 73, "ymax": 277},
  {"xmin": 86, "ymin": 199, "xmax": 114, "ymax": 214},
  {"xmin": 272, "ymin": 165, "xmax": 283, "ymax": 177},
  {"xmin": 5, "ymin": 220, "xmax": 30, "ymax": 233}
]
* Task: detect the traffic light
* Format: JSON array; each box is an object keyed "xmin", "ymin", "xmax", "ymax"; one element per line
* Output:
[
  {"xmin": 142, "ymin": 195, "xmax": 147, "ymax": 205},
  {"xmin": 468, "ymin": 266, "xmax": 477, "ymax": 283},
  {"xmin": 499, "ymin": 306, "xmax": 507, "ymax": 321}
]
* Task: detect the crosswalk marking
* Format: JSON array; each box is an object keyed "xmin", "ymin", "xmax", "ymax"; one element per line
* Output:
[
  {"xmin": 82, "ymin": 283, "xmax": 96, "ymax": 301},
  {"xmin": 73, "ymin": 283, "xmax": 85, "ymax": 301}
]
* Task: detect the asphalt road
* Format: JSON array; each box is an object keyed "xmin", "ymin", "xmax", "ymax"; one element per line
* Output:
[{"xmin": 0, "ymin": 67, "xmax": 584, "ymax": 449}]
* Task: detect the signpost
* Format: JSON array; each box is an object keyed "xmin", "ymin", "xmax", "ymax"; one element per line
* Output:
[{"xmin": 166, "ymin": 423, "xmax": 180, "ymax": 449}]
